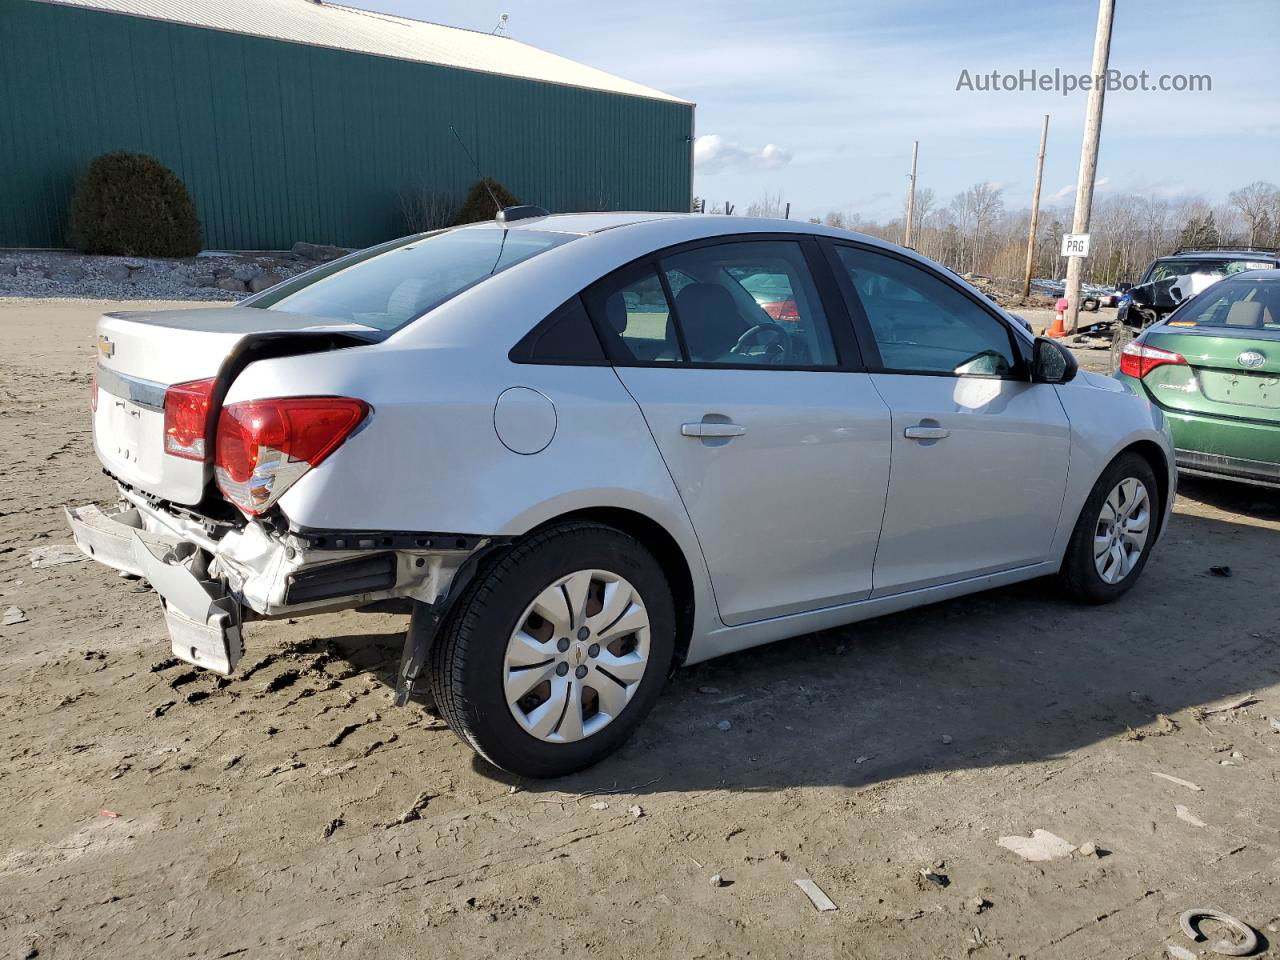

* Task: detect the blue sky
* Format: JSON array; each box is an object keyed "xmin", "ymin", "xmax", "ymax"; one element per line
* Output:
[{"xmin": 353, "ymin": 0, "xmax": 1278, "ymax": 222}]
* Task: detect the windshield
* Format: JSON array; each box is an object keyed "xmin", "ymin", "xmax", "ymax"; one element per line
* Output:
[
  {"xmin": 1145, "ymin": 258, "xmax": 1273, "ymax": 283},
  {"xmin": 256, "ymin": 228, "xmax": 577, "ymax": 331},
  {"xmin": 1169, "ymin": 278, "xmax": 1280, "ymax": 331}
]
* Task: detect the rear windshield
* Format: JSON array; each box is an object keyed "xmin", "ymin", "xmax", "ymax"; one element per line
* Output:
[
  {"xmin": 1145, "ymin": 258, "xmax": 1274, "ymax": 283},
  {"xmin": 255, "ymin": 228, "xmax": 577, "ymax": 331},
  {"xmin": 1169, "ymin": 277, "xmax": 1280, "ymax": 331}
]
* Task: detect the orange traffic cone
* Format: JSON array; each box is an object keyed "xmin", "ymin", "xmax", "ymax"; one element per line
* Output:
[
  {"xmin": 1047, "ymin": 309, "xmax": 1067, "ymax": 338},
  {"xmin": 1047, "ymin": 296, "xmax": 1069, "ymax": 337}
]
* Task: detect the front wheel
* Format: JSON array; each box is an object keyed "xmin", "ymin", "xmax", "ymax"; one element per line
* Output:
[
  {"xmin": 1061, "ymin": 453, "xmax": 1159, "ymax": 603},
  {"xmin": 430, "ymin": 522, "xmax": 675, "ymax": 778}
]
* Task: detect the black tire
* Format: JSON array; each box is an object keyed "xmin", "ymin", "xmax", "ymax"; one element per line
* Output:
[
  {"xmin": 1108, "ymin": 323, "xmax": 1136, "ymax": 375},
  {"xmin": 429, "ymin": 522, "xmax": 676, "ymax": 778},
  {"xmin": 1061, "ymin": 452, "xmax": 1159, "ymax": 604}
]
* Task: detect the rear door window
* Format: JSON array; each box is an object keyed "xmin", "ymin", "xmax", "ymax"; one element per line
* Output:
[{"xmin": 659, "ymin": 240, "xmax": 839, "ymax": 367}]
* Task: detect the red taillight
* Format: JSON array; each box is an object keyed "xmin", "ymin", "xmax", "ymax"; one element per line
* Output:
[
  {"xmin": 163, "ymin": 378, "xmax": 218, "ymax": 461},
  {"xmin": 91, "ymin": 365, "xmax": 99, "ymax": 413},
  {"xmin": 762, "ymin": 299, "xmax": 800, "ymax": 323},
  {"xmin": 214, "ymin": 396, "xmax": 370, "ymax": 515},
  {"xmin": 1118, "ymin": 340, "xmax": 1187, "ymax": 379}
]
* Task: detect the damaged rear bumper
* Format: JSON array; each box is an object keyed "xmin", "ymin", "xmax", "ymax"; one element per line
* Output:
[{"xmin": 66, "ymin": 494, "xmax": 484, "ymax": 677}]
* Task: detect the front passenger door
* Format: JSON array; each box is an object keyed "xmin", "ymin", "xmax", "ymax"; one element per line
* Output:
[{"xmin": 829, "ymin": 244, "xmax": 1071, "ymax": 597}]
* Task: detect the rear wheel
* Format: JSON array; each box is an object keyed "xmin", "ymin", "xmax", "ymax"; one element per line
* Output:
[
  {"xmin": 1061, "ymin": 452, "xmax": 1159, "ymax": 603},
  {"xmin": 430, "ymin": 522, "xmax": 675, "ymax": 778}
]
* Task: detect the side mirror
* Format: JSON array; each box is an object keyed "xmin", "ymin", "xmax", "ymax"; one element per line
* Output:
[
  {"xmin": 1117, "ymin": 282, "xmax": 1133, "ymax": 293},
  {"xmin": 1033, "ymin": 336, "xmax": 1078, "ymax": 384}
]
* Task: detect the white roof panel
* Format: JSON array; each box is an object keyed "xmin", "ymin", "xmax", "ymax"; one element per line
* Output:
[{"xmin": 35, "ymin": 0, "xmax": 689, "ymax": 104}]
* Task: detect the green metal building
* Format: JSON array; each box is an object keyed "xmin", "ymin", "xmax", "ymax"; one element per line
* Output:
[{"xmin": 0, "ymin": 0, "xmax": 694, "ymax": 250}]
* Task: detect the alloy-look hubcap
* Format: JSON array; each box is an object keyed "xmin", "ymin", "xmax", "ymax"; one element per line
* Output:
[
  {"xmin": 1094, "ymin": 477, "xmax": 1151, "ymax": 585},
  {"xmin": 502, "ymin": 569, "xmax": 651, "ymax": 743}
]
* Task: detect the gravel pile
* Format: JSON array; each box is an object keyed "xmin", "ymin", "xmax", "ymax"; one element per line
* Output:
[{"xmin": 0, "ymin": 243, "xmax": 348, "ymax": 302}]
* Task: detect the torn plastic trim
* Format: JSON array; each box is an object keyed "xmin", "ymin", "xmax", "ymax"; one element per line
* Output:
[
  {"xmin": 392, "ymin": 537, "xmax": 511, "ymax": 706},
  {"xmin": 209, "ymin": 521, "xmax": 485, "ymax": 618},
  {"xmin": 133, "ymin": 535, "xmax": 245, "ymax": 675}
]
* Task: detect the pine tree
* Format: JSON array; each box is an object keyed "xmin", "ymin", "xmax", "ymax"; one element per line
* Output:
[
  {"xmin": 1199, "ymin": 211, "xmax": 1221, "ymax": 247},
  {"xmin": 1175, "ymin": 215, "xmax": 1202, "ymax": 250}
]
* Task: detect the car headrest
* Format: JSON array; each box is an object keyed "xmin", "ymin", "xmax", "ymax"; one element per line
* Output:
[
  {"xmin": 1224, "ymin": 300, "xmax": 1263, "ymax": 328},
  {"xmin": 386, "ymin": 277, "xmax": 433, "ymax": 320},
  {"xmin": 604, "ymin": 293, "xmax": 629, "ymax": 334},
  {"xmin": 674, "ymin": 283, "xmax": 746, "ymax": 361}
]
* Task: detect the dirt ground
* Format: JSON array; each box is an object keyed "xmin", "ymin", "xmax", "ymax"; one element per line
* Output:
[{"xmin": 2, "ymin": 299, "xmax": 1278, "ymax": 960}]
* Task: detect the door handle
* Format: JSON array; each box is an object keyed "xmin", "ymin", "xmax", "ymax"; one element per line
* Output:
[
  {"xmin": 682, "ymin": 422, "xmax": 746, "ymax": 438},
  {"xmin": 903, "ymin": 425, "xmax": 950, "ymax": 440}
]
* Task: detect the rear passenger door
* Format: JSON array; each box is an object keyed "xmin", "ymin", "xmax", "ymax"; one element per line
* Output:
[
  {"xmin": 584, "ymin": 237, "xmax": 892, "ymax": 626},
  {"xmin": 826, "ymin": 242, "xmax": 1071, "ymax": 596}
]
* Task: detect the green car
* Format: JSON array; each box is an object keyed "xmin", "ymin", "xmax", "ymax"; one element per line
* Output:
[{"xmin": 1114, "ymin": 270, "xmax": 1280, "ymax": 488}]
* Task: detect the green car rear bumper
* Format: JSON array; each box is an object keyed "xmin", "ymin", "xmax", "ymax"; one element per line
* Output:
[{"xmin": 1116, "ymin": 371, "xmax": 1280, "ymax": 487}]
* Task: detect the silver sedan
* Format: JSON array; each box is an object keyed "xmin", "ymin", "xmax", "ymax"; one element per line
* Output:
[{"xmin": 70, "ymin": 211, "xmax": 1175, "ymax": 777}]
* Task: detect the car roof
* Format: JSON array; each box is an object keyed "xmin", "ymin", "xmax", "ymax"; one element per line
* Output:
[
  {"xmin": 1219, "ymin": 269, "xmax": 1280, "ymax": 280},
  {"xmin": 1158, "ymin": 250, "xmax": 1280, "ymax": 261},
  {"xmin": 483, "ymin": 212, "xmax": 686, "ymax": 235},
  {"xmin": 462, "ymin": 211, "xmax": 948, "ymax": 266},
  {"xmin": 467, "ymin": 210, "xmax": 887, "ymax": 243}
]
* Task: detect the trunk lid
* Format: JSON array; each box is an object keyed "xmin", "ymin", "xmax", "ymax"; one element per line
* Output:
[
  {"xmin": 1140, "ymin": 327, "xmax": 1280, "ymax": 423},
  {"xmin": 93, "ymin": 306, "xmax": 378, "ymax": 505}
]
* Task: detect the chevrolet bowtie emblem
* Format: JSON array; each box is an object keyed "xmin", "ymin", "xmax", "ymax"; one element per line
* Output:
[{"xmin": 98, "ymin": 335, "xmax": 115, "ymax": 359}]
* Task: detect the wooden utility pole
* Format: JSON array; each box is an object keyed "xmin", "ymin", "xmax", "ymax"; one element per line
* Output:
[
  {"xmin": 1022, "ymin": 114, "xmax": 1050, "ymax": 299},
  {"xmin": 1064, "ymin": 0, "xmax": 1115, "ymax": 334},
  {"xmin": 903, "ymin": 140, "xmax": 919, "ymax": 248}
]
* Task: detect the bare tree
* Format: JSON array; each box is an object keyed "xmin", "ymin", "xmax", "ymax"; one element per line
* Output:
[
  {"xmin": 967, "ymin": 182, "xmax": 1005, "ymax": 273},
  {"xmin": 824, "ymin": 180, "xmax": 1268, "ymax": 288},
  {"xmin": 745, "ymin": 191, "xmax": 787, "ymax": 219},
  {"xmin": 823, "ymin": 210, "xmax": 849, "ymax": 229},
  {"xmin": 909, "ymin": 188, "xmax": 935, "ymax": 249},
  {"xmin": 398, "ymin": 187, "xmax": 458, "ymax": 234},
  {"xmin": 1229, "ymin": 181, "xmax": 1279, "ymax": 246}
]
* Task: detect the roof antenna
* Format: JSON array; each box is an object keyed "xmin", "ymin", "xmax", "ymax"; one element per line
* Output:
[
  {"xmin": 492, "ymin": 12, "xmax": 509, "ymax": 34},
  {"xmin": 449, "ymin": 124, "xmax": 503, "ymax": 216}
]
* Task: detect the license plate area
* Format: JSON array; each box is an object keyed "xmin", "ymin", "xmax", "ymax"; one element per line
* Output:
[
  {"xmin": 1198, "ymin": 369, "xmax": 1280, "ymax": 409},
  {"xmin": 103, "ymin": 395, "xmax": 147, "ymax": 466}
]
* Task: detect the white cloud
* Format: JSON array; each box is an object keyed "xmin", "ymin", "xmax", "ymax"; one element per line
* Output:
[
  {"xmin": 1051, "ymin": 177, "xmax": 1110, "ymax": 201},
  {"xmin": 695, "ymin": 134, "xmax": 793, "ymax": 174}
]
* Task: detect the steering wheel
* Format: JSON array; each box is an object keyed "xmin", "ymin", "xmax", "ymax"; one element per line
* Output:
[{"xmin": 730, "ymin": 322, "xmax": 792, "ymax": 364}]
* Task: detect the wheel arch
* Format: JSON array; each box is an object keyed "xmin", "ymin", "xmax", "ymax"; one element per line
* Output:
[
  {"xmin": 1118, "ymin": 439, "xmax": 1171, "ymax": 534},
  {"xmin": 528, "ymin": 506, "xmax": 697, "ymax": 672}
]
